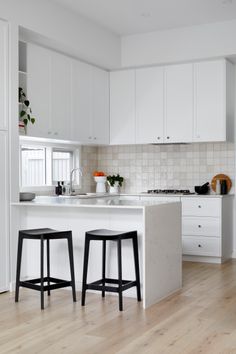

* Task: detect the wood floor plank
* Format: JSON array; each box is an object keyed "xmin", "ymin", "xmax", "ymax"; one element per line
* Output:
[{"xmin": 1, "ymin": 261, "xmax": 236, "ymax": 353}]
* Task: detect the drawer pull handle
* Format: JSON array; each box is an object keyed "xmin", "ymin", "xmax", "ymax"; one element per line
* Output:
[
  {"xmin": 198, "ymin": 205, "xmax": 201, "ymax": 208},
  {"xmin": 198, "ymin": 225, "xmax": 202, "ymax": 228},
  {"xmin": 198, "ymin": 244, "xmax": 202, "ymax": 248}
]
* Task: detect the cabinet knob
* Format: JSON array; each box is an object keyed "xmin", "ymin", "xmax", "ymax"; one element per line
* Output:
[
  {"xmin": 48, "ymin": 131, "xmax": 52, "ymax": 135},
  {"xmin": 198, "ymin": 225, "xmax": 202, "ymax": 228},
  {"xmin": 198, "ymin": 244, "xmax": 202, "ymax": 248},
  {"xmin": 88, "ymin": 137, "xmax": 92, "ymax": 140},
  {"xmin": 167, "ymin": 136, "xmax": 170, "ymax": 139},
  {"xmin": 157, "ymin": 137, "xmax": 160, "ymax": 140},
  {"xmin": 94, "ymin": 137, "xmax": 97, "ymax": 140},
  {"xmin": 54, "ymin": 132, "xmax": 58, "ymax": 136},
  {"xmin": 198, "ymin": 205, "xmax": 201, "ymax": 208}
]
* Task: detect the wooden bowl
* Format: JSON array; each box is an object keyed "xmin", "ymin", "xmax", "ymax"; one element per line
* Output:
[{"xmin": 211, "ymin": 174, "xmax": 232, "ymax": 193}]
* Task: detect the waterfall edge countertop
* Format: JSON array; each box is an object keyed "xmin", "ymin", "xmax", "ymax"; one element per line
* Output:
[
  {"xmin": 12, "ymin": 196, "xmax": 182, "ymax": 309},
  {"xmin": 11, "ymin": 195, "xmax": 181, "ymax": 209}
]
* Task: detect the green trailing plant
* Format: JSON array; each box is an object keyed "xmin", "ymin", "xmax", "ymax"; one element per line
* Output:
[
  {"xmin": 107, "ymin": 174, "xmax": 124, "ymax": 187},
  {"xmin": 19, "ymin": 87, "xmax": 35, "ymax": 127}
]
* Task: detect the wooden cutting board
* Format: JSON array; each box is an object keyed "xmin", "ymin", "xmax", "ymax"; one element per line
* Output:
[{"xmin": 211, "ymin": 174, "xmax": 232, "ymax": 193}]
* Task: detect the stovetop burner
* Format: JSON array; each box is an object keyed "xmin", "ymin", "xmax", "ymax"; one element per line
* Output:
[{"xmin": 147, "ymin": 189, "xmax": 193, "ymax": 195}]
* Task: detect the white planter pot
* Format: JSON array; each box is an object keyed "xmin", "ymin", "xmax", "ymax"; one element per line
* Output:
[
  {"xmin": 94, "ymin": 176, "xmax": 107, "ymax": 193},
  {"xmin": 109, "ymin": 182, "xmax": 120, "ymax": 194}
]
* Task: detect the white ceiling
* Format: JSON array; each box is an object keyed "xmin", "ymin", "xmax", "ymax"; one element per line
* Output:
[{"xmin": 50, "ymin": 0, "xmax": 236, "ymax": 36}]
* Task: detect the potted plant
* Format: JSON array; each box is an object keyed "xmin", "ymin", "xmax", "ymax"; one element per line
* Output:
[
  {"xmin": 19, "ymin": 87, "xmax": 35, "ymax": 133},
  {"xmin": 107, "ymin": 174, "xmax": 124, "ymax": 194}
]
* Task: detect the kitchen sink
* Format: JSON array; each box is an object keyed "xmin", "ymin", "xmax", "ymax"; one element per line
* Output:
[{"xmin": 58, "ymin": 193, "xmax": 91, "ymax": 199}]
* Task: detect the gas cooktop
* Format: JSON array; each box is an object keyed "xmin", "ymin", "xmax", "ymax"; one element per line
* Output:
[{"xmin": 147, "ymin": 189, "xmax": 194, "ymax": 195}]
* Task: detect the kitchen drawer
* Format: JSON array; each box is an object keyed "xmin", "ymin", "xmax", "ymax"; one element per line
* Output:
[
  {"xmin": 182, "ymin": 217, "xmax": 221, "ymax": 237},
  {"xmin": 181, "ymin": 197, "xmax": 221, "ymax": 217},
  {"xmin": 182, "ymin": 236, "xmax": 221, "ymax": 256}
]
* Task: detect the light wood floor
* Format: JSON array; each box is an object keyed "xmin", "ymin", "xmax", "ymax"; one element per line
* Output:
[{"xmin": 1, "ymin": 261, "xmax": 236, "ymax": 354}]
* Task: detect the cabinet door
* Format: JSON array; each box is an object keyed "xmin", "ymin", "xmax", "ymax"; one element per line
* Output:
[
  {"xmin": 71, "ymin": 60, "xmax": 92, "ymax": 143},
  {"xmin": 51, "ymin": 52, "xmax": 72, "ymax": 140},
  {"xmin": 0, "ymin": 20, "xmax": 8, "ymax": 130},
  {"xmin": 110, "ymin": 70, "xmax": 135, "ymax": 145},
  {"xmin": 136, "ymin": 67, "xmax": 164, "ymax": 144},
  {"xmin": 91, "ymin": 67, "xmax": 109, "ymax": 144},
  {"xmin": 194, "ymin": 60, "xmax": 225, "ymax": 142},
  {"xmin": 27, "ymin": 44, "xmax": 51, "ymax": 138},
  {"xmin": 165, "ymin": 64, "xmax": 193, "ymax": 143},
  {"xmin": 0, "ymin": 131, "xmax": 8, "ymax": 292}
]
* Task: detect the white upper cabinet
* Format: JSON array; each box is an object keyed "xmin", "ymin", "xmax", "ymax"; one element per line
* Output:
[
  {"xmin": 0, "ymin": 20, "xmax": 8, "ymax": 130},
  {"xmin": 71, "ymin": 60, "xmax": 92, "ymax": 143},
  {"xmin": 27, "ymin": 44, "xmax": 51, "ymax": 138},
  {"xmin": 193, "ymin": 60, "xmax": 231, "ymax": 142},
  {"xmin": 136, "ymin": 67, "xmax": 164, "ymax": 144},
  {"xmin": 71, "ymin": 62, "xmax": 109, "ymax": 144},
  {"xmin": 91, "ymin": 66, "xmax": 109, "ymax": 144},
  {"xmin": 110, "ymin": 70, "xmax": 136, "ymax": 145},
  {"xmin": 27, "ymin": 43, "xmax": 109, "ymax": 144},
  {"xmin": 164, "ymin": 63, "xmax": 193, "ymax": 143},
  {"xmin": 28, "ymin": 45, "xmax": 72, "ymax": 140},
  {"xmin": 51, "ymin": 52, "xmax": 72, "ymax": 140}
]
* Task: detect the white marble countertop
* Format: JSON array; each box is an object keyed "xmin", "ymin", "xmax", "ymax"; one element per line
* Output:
[{"xmin": 12, "ymin": 196, "xmax": 179, "ymax": 210}]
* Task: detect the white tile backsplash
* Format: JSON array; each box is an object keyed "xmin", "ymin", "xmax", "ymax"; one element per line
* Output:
[{"xmin": 96, "ymin": 143, "xmax": 235, "ymax": 194}]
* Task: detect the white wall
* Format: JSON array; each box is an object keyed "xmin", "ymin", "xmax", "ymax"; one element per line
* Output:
[
  {"xmin": 122, "ymin": 19, "xmax": 236, "ymax": 68},
  {"xmin": 0, "ymin": 0, "xmax": 121, "ymax": 69}
]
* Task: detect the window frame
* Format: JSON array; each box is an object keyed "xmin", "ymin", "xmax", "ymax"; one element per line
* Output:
[{"xmin": 19, "ymin": 139, "xmax": 82, "ymax": 193}]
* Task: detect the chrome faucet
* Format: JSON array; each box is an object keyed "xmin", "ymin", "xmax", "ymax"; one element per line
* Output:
[{"xmin": 69, "ymin": 167, "xmax": 83, "ymax": 195}]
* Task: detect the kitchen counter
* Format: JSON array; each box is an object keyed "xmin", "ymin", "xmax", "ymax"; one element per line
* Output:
[
  {"xmin": 11, "ymin": 195, "xmax": 182, "ymax": 309},
  {"xmin": 12, "ymin": 195, "xmax": 174, "ymax": 209}
]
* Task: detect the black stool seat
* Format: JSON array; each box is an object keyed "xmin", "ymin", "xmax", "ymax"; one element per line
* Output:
[
  {"xmin": 85, "ymin": 229, "xmax": 137, "ymax": 239},
  {"xmin": 18, "ymin": 228, "xmax": 73, "ymax": 239},
  {"xmin": 81, "ymin": 229, "xmax": 141, "ymax": 311},
  {"xmin": 15, "ymin": 228, "xmax": 76, "ymax": 309}
]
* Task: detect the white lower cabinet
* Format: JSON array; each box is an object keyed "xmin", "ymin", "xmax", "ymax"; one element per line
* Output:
[
  {"xmin": 0, "ymin": 131, "xmax": 9, "ymax": 292},
  {"xmin": 182, "ymin": 217, "xmax": 221, "ymax": 237},
  {"xmin": 182, "ymin": 237, "xmax": 221, "ymax": 257},
  {"xmin": 182, "ymin": 196, "xmax": 233, "ymax": 263},
  {"xmin": 140, "ymin": 195, "xmax": 233, "ymax": 263}
]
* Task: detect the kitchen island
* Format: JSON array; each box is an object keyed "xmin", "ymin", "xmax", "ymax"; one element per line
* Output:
[{"xmin": 12, "ymin": 196, "xmax": 182, "ymax": 309}]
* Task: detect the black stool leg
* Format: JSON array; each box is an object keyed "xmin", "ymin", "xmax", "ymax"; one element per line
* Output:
[
  {"xmin": 15, "ymin": 234, "xmax": 24, "ymax": 302},
  {"xmin": 102, "ymin": 240, "xmax": 106, "ymax": 298},
  {"xmin": 40, "ymin": 236, "xmax": 44, "ymax": 310},
  {"xmin": 81, "ymin": 236, "xmax": 90, "ymax": 306},
  {"xmin": 67, "ymin": 233, "xmax": 76, "ymax": 302},
  {"xmin": 47, "ymin": 239, "xmax": 50, "ymax": 296},
  {"xmin": 117, "ymin": 239, "xmax": 123, "ymax": 311},
  {"xmin": 132, "ymin": 234, "xmax": 141, "ymax": 302}
]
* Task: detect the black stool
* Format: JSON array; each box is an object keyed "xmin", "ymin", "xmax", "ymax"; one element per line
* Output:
[
  {"xmin": 15, "ymin": 228, "xmax": 77, "ymax": 309},
  {"xmin": 81, "ymin": 229, "xmax": 141, "ymax": 311}
]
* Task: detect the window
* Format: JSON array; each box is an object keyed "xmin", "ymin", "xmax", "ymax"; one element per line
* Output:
[
  {"xmin": 21, "ymin": 146, "xmax": 46, "ymax": 186},
  {"xmin": 20, "ymin": 142, "xmax": 80, "ymax": 189},
  {"xmin": 52, "ymin": 150, "xmax": 72, "ymax": 183}
]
